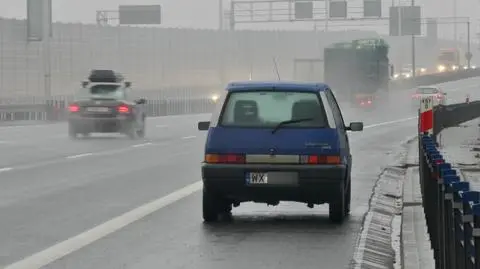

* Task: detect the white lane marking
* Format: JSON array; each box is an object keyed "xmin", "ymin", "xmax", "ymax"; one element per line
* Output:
[
  {"xmin": 0, "ymin": 167, "xmax": 13, "ymax": 173},
  {"xmin": 363, "ymin": 117, "xmax": 416, "ymax": 129},
  {"xmin": 156, "ymin": 124, "xmax": 167, "ymax": 128},
  {"xmin": 132, "ymin": 142, "xmax": 152, "ymax": 148},
  {"xmin": 66, "ymin": 153, "xmax": 93, "ymax": 159},
  {"xmin": 3, "ymin": 181, "xmax": 203, "ymax": 269},
  {"xmin": 181, "ymin": 135, "xmax": 196, "ymax": 140}
]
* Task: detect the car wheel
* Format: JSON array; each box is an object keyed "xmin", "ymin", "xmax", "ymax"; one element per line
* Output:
[
  {"xmin": 203, "ymin": 187, "xmax": 231, "ymax": 222},
  {"xmin": 329, "ymin": 181, "xmax": 346, "ymax": 224},
  {"xmin": 68, "ymin": 124, "xmax": 78, "ymax": 139},
  {"xmin": 136, "ymin": 119, "xmax": 146, "ymax": 138},
  {"xmin": 203, "ymin": 188, "xmax": 220, "ymax": 222},
  {"xmin": 126, "ymin": 124, "xmax": 137, "ymax": 139},
  {"xmin": 345, "ymin": 179, "xmax": 351, "ymax": 216}
]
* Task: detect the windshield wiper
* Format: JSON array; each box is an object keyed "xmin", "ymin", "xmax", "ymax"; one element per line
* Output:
[{"xmin": 271, "ymin": 118, "xmax": 314, "ymax": 134}]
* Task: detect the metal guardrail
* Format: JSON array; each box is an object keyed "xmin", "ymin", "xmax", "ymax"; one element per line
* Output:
[
  {"xmin": 418, "ymin": 93, "xmax": 480, "ymax": 269},
  {"xmin": 390, "ymin": 68, "xmax": 480, "ymax": 90},
  {"xmin": 0, "ymin": 68, "xmax": 479, "ymax": 123},
  {"xmin": 419, "ymin": 134, "xmax": 480, "ymax": 269},
  {"xmin": 433, "ymin": 101, "xmax": 480, "ymax": 136},
  {"xmin": 0, "ymin": 98, "xmax": 217, "ymax": 122}
]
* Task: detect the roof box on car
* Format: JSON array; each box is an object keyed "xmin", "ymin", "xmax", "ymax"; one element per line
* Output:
[{"xmin": 88, "ymin": 69, "xmax": 124, "ymax": 83}]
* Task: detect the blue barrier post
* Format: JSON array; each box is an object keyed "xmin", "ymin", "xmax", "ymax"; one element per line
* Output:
[
  {"xmin": 470, "ymin": 203, "xmax": 480, "ymax": 268},
  {"xmin": 430, "ymin": 152, "xmax": 445, "ymax": 268},
  {"xmin": 442, "ymin": 175, "xmax": 460, "ymax": 268},
  {"xmin": 461, "ymin": 191, "xmax": 480, "ymax": 269},
  {"xmin": 450, "ymin": 181, "xmax": 470, "ymax": 268}
]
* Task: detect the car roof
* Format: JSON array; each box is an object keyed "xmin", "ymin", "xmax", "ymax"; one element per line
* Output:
[{"xmin": 226, "ymin": 81, "xmax": 330, "ymax": 92}]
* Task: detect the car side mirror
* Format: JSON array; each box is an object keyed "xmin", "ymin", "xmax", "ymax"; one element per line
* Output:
[
  {"xmin": 125, "ymin": 81, "xmax": 132, "ymax": 88},
  {"xmin": 135, "ymin": 98, "xmax": 146, "ymax": 104},
  {"xmin": 346, "ymin": 122, "xmax": 363, "ymax": 132},
  {"xmin": 81, "ymin": 81, "xmax": 89, "ymax": 88},
  {"xmin": 198, "ymin": 121, "xmax": 210, "ymax": 131}
]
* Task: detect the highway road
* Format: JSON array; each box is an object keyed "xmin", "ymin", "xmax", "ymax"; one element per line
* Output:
[{"xmin": 0, "ymin": 77, "xmax": 479, "ymax": 269}]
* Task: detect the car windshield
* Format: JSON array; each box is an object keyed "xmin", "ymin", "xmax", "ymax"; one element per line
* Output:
[
  {"xmin": 76, "ymin": 84, "xmax": 125, "ymax": 100},
  {"xmin": 219, "ymin": 90, "xmax": 328, "ymax": 128},
  {"xmin": 416, "ymin": 87, "xmax": 438, "ymax": 94}
]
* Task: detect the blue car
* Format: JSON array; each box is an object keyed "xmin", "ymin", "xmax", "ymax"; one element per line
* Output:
[{"xmin": 197, "ymin": 81, "xmax": 363, "ymax": 223}]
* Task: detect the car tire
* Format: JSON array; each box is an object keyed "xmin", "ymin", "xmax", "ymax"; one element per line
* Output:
[
  {"xmin": 329, "ymin": 181, "xmax": 346, "ymax": 224},
  {"xmin": 126, "ymin": 124, "xmax": 137, "ymax": 140},
  {"xmin": 137, "ymin": 119, "xmax": 146, "ymax": 138},
  {"xmin": 68, "ymin": 124, "xmax": 78, "ymax": 139},
  {"xmin": 345, "ymin": 179, "xmax": 351, "ymax": 216},
  {"xmin": 203, "ymin": 188, "xmax": 220, "ymax": 222}
]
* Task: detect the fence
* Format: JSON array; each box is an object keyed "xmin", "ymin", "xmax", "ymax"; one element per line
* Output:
[
  {"xmin": 418, "ymin": 95, "xmax": 480, "ymax": 268},
  {"xmin": 0, "ymin": 18, "xmax": 470, "ymax": 99}
]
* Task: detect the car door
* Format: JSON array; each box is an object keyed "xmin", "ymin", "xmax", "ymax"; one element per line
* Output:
[{"xmin": 325, "ymin": 89, "xmax": 351, "ymax": 166}]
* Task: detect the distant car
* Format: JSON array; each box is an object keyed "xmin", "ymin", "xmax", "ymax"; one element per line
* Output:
[
  {"xmin": 411, "ymin": 86, "xmax": 446, "ymax": 108},
  {"xmin": 197, "ymin": 81, "xmax": 364, "ymax": 223},
  {"xmin": 67, "ymin": 70, "xmax": 147, "ymax": 139}
]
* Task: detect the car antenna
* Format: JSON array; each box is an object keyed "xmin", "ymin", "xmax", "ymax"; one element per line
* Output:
[{"xmin": 273, "ymin": 57, "xmax": 281, "ymax": 81}]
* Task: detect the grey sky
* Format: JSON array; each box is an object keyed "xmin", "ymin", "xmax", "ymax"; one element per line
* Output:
[{"xmin": 1, "ymin": 0, "xmax": 479, "ymax": 37}]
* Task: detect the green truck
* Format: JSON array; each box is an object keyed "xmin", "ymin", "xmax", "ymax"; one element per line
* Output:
[{"xmin": 324, "ymin": 38, "xmax": 393, "ymax": 108}]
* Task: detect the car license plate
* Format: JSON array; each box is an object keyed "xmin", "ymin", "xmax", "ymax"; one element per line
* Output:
[
  {"xmin": 246, "ymin": 172, "xmax": 268, "ymax": 184},
  {"xmin": 86, "ymin": 107, "xmax": 109, "ymax": 112}
]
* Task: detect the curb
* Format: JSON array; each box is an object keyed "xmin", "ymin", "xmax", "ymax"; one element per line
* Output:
[
  {"xmin": 351, "ymin": 138, "xmax": 419, "ymax": 269},
  {"xmin": 351, "ymin": 166, "xmax": 404, "ymax": 269}
]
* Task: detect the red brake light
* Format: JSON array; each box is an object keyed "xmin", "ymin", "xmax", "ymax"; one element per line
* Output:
[
  {"xmin": 367, "ymin": 100, "xmax": 372, "ymax": 104},
  {"xmin": 69, "ymin": 104, "xmax": 79, "ymax": 112},
  {"xmin": 117, "ymin": 105, "xmax": 130, "ymax": 113},
  {"xmin": 303, "ymin": 155, "xmax": 341, "ymax": 165},
  {"xmin": 205, "ymin": 154, "xmax": 245, "ymax": 164}
]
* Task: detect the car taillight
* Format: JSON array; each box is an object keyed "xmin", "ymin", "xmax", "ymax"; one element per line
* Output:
[
  {"xmin": 367, "ymin": 100, "xmax": 372, "ymax": 104},
  {"xmin": 205, "ymin": 154, "xmax": 245, "ymax": 164},
  {"xmin": 69, "ymin": 104, "xmax": 79, "ymax": 112},
  {"xmin": 301, "ymin": 155, "xmax": 341, "ymax": 165},
  {"xmin": 117, "ymin": 105, "xmax": 130, "ymax": 113}
]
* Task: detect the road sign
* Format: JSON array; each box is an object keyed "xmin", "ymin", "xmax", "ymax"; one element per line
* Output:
[
  {"xmin": 389, "ymin": 6, "xmax": 421, "ymax": 36},
  {"xmin": 420, "ymin": 96, "xmax": 434, "ymax": 134},
  {"xmin": 27, "ymin": 0, "xmax": 52, "ymax": 41},
  {"xmin": 119, "ymin": 5, "xmax": 162, "ymax": 25},
  {"xmin": 363, "ymin": 0, "xmax": 382, "ymax": 17},
  {"xmin": 329, "ymin": 1, "xmax": 347, "ymax": 18},
  {"xmin": 295, "ymin": 2, "xmax": 314, "ymax": 19}
]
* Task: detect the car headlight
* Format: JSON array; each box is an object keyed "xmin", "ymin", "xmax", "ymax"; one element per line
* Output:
[
  {"xmin": 420, "ymin": 68, "xmax": 426, "ymax": 73},
  {"xmin": 210, "ymin": 94, "xmax": 219, "ymax": 102},
  {"xmin": 452, "ymin": 65, "xmax": 459, "ymax": 70},
  {"xmin": 437, "ymin": 65, "xmax": 446, "ymax": 72},
  {"xmin": 404, "ymin": 73, "xmax": 411, "ymax": 78},
  {"xmin": 393, "ymin": 73, "xmax": 399, "ymax": 79}
]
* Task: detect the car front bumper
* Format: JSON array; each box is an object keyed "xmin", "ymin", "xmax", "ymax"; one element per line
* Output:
[{"xmin": 202, "ymin": 163, "xmax": 347, "ymax": 204}]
